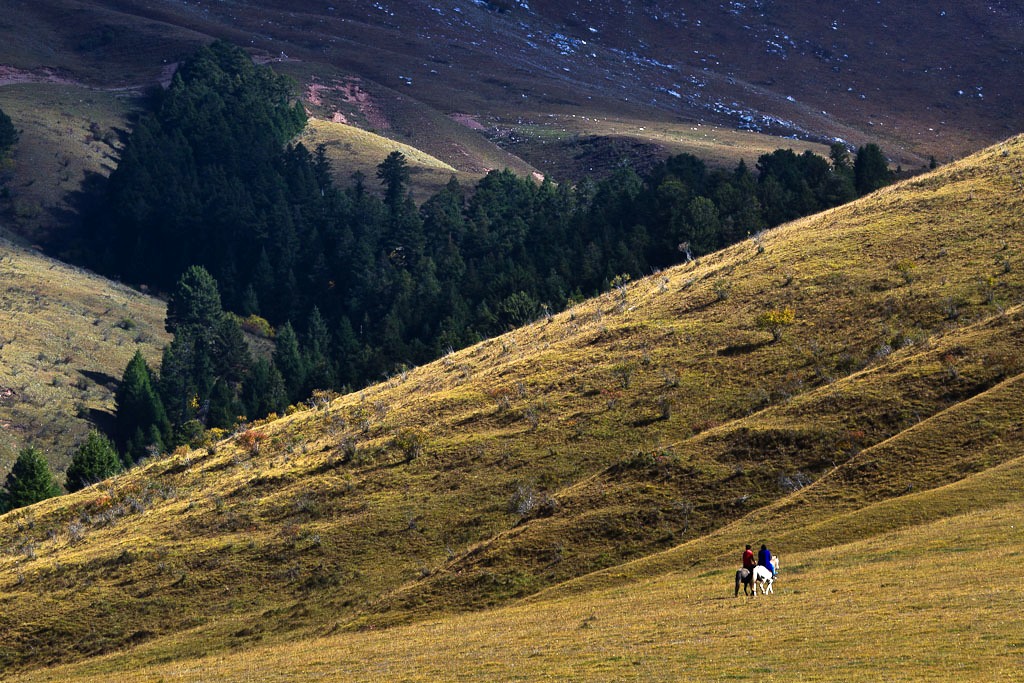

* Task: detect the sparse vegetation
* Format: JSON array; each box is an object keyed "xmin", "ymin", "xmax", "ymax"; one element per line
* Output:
[{"xmin": 755, "ymin": 307, "xmax": 796, "ymax": 342}]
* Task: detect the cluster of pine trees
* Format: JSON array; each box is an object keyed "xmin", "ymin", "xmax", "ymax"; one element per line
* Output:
[
  {"xmin": 0, "ymin": 41, "xmax": 897, "ymax": 508},
  {"xmin": 113, "ymin": 264, "xmax": 295, "ymax": 460},
  {"xmin": 1, "ymin": 432, "xmax": 123, "ymax": 513},
  {"xmin": 70, "ymin": 39, "xmax": 897, "ymax": 465}
]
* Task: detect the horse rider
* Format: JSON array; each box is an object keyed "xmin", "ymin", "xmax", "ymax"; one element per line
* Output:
[
  {"xmin": 758, "ymin": 543, "xmax": 776, "ymax": 577},
  {"xmin": 742, "ymin": 544, "xmax": 756, "ymax": 572}
]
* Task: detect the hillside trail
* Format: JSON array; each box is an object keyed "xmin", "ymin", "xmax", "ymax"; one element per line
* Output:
[{"xmin": 0, "ymin": 62, "xmax": 178, "ymax": 90}]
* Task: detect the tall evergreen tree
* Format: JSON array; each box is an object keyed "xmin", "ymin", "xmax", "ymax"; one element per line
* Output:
[
  {"xmin": 0, "ymin": 106, "xmax": 17, "ymax": 157},
  {"xmin": 65, "ymin": 431, "xmax": 123, "ymax": 492},
  {"xmin": 155, "ymin": 266, "xmax": 254, "ymax": 437},
  {"xmin": 242, "ymin": 358, "xmax": 289, "ymax": 418},
  {"xmin": 115, "ymin": 350, "xmax": 171, "ymax": 465},
  {"xmin": 854, "ymin": 143, "xmax": 894, "ymax": 196},
  {"xmin": 165, "ymin": 265, "xmax": 223, "ymax": 334},
  {"xmin": 377, "ymin": 151, "xmax": 411, "ymax": 210},
  {"xmin": 273, "ymin": 321, "xmax": 306, "ymax": 402},
  {"xmin": 2, "ymin": 446, "xmax": 62, "ymax": 512}
]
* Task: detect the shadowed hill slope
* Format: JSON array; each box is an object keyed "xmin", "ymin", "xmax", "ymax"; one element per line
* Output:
[
  {"xmin": 0, "ymin": 134, "xmax": 1023, "ymax": 676},
  {"xmin": 3, "ymin": 1, "xmax": 1020, "ymax": 163}
]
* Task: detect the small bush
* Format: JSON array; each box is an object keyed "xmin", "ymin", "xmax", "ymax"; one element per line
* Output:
[
  {"xmin": 392, "ymin": 429, "xmax": 426, "ymax": 462},
  {"xmin": 611, "ymin": 362, "xmax": 637, "ymax": 389},
  {"xmin": 713, "ymin": 280, "xmax": 731, "ymax": 302},
  {"xmin": 894, "ymin": 259, "xmax": 917, "ymax": 284},
  {"xmin": 237, "ymin": 429, "xmax": 267, "ymax": 456},
  {"xmin": 755, "ymin": 307, "xmax": 796, "ymax": 342},
  {"xmin": 240, "ymin": 314, "xmax": 274, "ymax": 338}
]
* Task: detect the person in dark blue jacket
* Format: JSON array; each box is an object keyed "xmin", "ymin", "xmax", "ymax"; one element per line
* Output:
[{"xmin": 758, "ymin": 544, "xmax": 775, "ymax": 576}]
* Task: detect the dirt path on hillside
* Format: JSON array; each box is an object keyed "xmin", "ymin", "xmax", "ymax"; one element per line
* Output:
[{"xmin": 0, "ymin": 65, "xmax": 80, "ymax": 87}]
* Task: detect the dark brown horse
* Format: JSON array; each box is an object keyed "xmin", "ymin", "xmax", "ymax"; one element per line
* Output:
[{"xmin": 734, "ymin": 567, "xmax": 754, "ymax": 597}]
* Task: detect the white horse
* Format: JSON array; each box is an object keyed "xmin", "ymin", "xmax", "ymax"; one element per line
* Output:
[{"xmin": 751, "ymin": 554, "xmax": 779, "ymax": 596}]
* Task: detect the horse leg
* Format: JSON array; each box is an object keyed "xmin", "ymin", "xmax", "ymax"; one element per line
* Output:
[{"xmin": 735, "ymin": 571, "xmax": 740, "ymax": 597}]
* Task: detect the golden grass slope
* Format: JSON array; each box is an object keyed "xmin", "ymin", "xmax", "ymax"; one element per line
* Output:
[
  {"xmin": 297, "ymin": 118, "xmax": 481, "ymax": 202},
  {"xmin": 0, "ymin": 237, "xmax": 168, "ymax": 476},
  {"xmin": 16, "ymin": 452, "xmax": 1024, "ymax": 681},
  {"xmin": 1, "ymin": 134, "xmax": 1023, "ymax": 677}
]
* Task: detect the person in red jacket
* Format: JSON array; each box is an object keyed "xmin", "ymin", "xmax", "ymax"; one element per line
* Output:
[
  {"xmin": 735, "ymin": 544, "xmax": 757, "ymax": 596},
  {"xmin": 742, "ymin": 544, "xmax": 756, "ymax": 571}
]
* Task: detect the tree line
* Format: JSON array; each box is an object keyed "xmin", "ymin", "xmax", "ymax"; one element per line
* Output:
[
  {"xmin": 81, "ymin": 42, "xmax": 891, "ymax": 391},
  {"xmin": 3, "ymin": 40, "xmax": 896, "ymax": 510}
]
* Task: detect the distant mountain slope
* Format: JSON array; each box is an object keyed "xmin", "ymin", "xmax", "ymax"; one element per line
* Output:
[
  {"xmin": 0, "ymin": 134, "xmax": 1021, "ymax": 675},
  {"xmin": 10, "ymin": 1, "xmax": 1017, "ymax": 245},
  {"xmin": 3, "ymin": 1, "xmax": 1021, "ymax": 168}
]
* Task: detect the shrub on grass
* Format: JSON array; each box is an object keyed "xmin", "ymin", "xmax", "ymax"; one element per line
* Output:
[
  {"xmin": 393, "ymin": 428, "xmax": 426, "ymax": 462},
  {"xmin": 755, "ymin": 307, "xmax": 796, "ymax": 342}
]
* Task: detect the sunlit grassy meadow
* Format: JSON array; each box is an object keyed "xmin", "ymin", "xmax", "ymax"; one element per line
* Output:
[
  {"xmin": 17, "ymin": 470, "xmax": 1024, "ymax": 682},
  {"xmin": 1, "ymin": 135, "xmax": 1022, "ymax": 679}
]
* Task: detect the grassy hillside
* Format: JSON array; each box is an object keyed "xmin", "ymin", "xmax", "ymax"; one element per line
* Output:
[
  {"xmin": 0, "ymin": 83, "xmax": 136, "ymax": 244},
  {"xmin": 296, "ymin": 118, "xmax": 481, "ymax": 202},
  {"xmin": 0, "ymin": 237, "xmax": 168, "ymax": 477},
  {"xmin": 0, "ymin": 134, "xmax": 1022, "ymax": 678},
  {"xmin": 16, "ymin": 462, "xmax": 1024, "ymax": 681}
]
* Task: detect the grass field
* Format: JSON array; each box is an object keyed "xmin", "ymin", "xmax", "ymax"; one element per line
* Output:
[
  {"xmin": 14, "ymin": 459, "xmax": 1024, "ymax": 682},
  {"xmin": 0, "ymin": 134, "xmax": 1022, "ymax": 679}
]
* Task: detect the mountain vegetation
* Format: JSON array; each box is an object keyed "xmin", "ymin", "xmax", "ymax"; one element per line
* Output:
[
  {"xmin": 78, "ymin": 43, "xmax": 893, "ymax": 452},
  {"xmin": 1, "ymin": 446, "xmax": 61, "ymax": 512},
  {"xmin": 64, "ymin": 431, "xmax": 122, "ymax": 494},
  {"xmin": 0, "ymin": 134, "xmax": 1020, "ymax": 678},
  {"xmin": 0, "ymin": 3, "xmax": 1021, "ymax": 679}
]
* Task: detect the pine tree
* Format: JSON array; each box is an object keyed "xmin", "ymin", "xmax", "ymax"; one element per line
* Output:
[
  {"xmin": 242, "ymin": 358, "xmax": 288, "ymax": 418},
  {"xmin": 65, "ymin": 431, "xmax": 123, "ymax": 492},
  {"xmin": 0, "ymin": 106, "xmax": 17, "ymax": 157},
  {"xmin": 273, "ymin": 321, "xmax": 306, "ymax": 402},
  {"xmin": 165, "ymin": 265, "xmax": 223, "ymax": 334},
  {"xmin": 2, "ymin": 446, "xmax": 62, "ymax": 511},
  {"xmin": 377, "ymin": 151, "xmax": 411, "ymax": 210},
  {"xmin": 854, "ymin": 143, "xmax": 894, "ymax": 196},
  {"xmin": 115, "ymin": 350, "xmax": 171, "ymax": 464}
]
